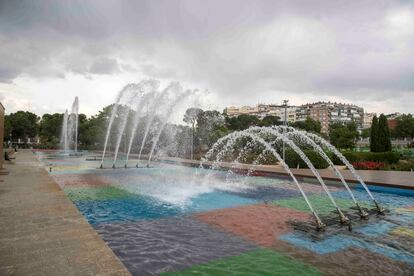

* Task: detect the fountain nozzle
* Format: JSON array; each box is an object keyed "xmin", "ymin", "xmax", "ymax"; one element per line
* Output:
[
  {"xmin": 313, "ymin": 213, "xmax": 326, "ymax": 231},
  {"xmin": 374, "ymin": 200, "xmax": 385, "ymax": 215},
  {"xmin": 112, "ymin": 164, "xmax": 116, "ymax": 169},
  {"xmin": 337, "ymin": 208, "xmax": 350, "ymax": 224},
  {"xmin": 99, "ymin": 164, "xmax": 103, "ymax": 169},
  {"xmin": 356, "ymin": 203, "xmax": 369, "ymax": 220}
]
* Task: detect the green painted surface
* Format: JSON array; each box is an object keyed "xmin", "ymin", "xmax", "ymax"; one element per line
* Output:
[
  {"xmin": 272, "ymin": 194, "xmax": 370, "ymax": 215},
  {"xmin": 64, "ymin": 186, "xmax": 135, "ymax": 201},
  {"xmin": 161, "ymin": 249, "xmax": 322, "ymax": 276}
]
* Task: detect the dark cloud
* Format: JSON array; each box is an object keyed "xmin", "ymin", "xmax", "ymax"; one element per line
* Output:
[{"xmin": 0, "ymin": 0, "xmax": 413, "ymax": 113}]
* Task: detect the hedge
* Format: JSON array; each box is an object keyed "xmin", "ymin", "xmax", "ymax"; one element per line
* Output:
[
  {"xmin": 330, "ymin": 151, "xmax": 400, "ymax": 165},
  {"xmin": 284, "ymin": 149, "xmax": 330, "ymax": 169}
]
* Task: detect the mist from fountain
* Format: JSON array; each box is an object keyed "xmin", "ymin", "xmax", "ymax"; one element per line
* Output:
[
  {"xmin": 100, "ymin": 84, "xmax": 142, "ymax": 168},
  {"xmin": 137, "ymin": 83, "xmax": 176, "ymax": 164},
  {"xmin": 124, "ymin": 82, "xmax": 159, "ymax": 167},
  {"xmin": 100, "ymin": 80, "xmax": 197, "ymax": 168},
  {"xmin": 146, "ymin": 87, "xmax": 197, "ymax": 166}
]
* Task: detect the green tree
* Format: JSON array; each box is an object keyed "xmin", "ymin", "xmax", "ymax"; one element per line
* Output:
[
  {"xmin": 377, "ymin": 114, "xmax": 392, "ymax": 152},
  {"xmin": 259, "ymin": 115, "xmax": 281, "ymax": 127},
  {"xmin": 370, "ymin": 115, "xmax": 378, "ymax": 152},
  {"xmin": 394, "ymin": 114, "xmax": 414, "ymax": 139},
  {"xmin": 5, "ymin": 111, "xmax": 39, "ymax": 141},
  {"xmin": 196, "ymin": 110, "xmax": 227, "ymax": 148},
  {"xmin": 292, "ymin": 118, "xmax": 321, "ymax": 133},
  {"xmin": 329, "ymin": 122, "xmax": 359, "ymax": 150},
  {"xmin": 39, "ymin": 113, "xmax": 64, "ymax": 148},
  {"xmin": 226, "ymin": 114, "xmax": 260, "ymax": 131},
  {"xmin": 361, "ymin": 127, "xmax": 371, "ymax": 139}
]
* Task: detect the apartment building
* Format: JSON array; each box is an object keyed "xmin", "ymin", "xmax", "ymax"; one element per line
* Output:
[{"xmin": 224, "ymin": 101, "xmax": 364, "ymax": 134}]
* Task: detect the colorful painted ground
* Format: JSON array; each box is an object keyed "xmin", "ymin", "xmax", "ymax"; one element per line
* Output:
[{"xmin": 36, "ymin": 151, "xmax": 414, "ymax": 276}]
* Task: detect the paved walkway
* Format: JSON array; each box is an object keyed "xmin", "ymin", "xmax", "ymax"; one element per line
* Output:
[
  {"xmin": 0, "ymin": 150, "xmax": 130, "ymax": 276},
  {"xmin": 161, "ymin": 157, "xmax": 414, "ymax": 190}
]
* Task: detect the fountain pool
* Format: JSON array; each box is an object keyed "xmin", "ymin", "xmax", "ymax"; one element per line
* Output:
[{"xmin": 35, "ymin": 150, "xmax": 414, "ymax": 275}]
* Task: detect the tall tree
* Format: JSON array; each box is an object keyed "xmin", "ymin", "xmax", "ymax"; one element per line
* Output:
[
  {"xmin": 329, "ymin": 122, "xmax": 359, "ymax": 150},
  {"xmin": 394, "ymin": 114, "xmax": 414, "ymax": 139},
  {"xmin": 39, "ymin": 113, "xmax": 64, "ymax": 148},
  {"xmin": 377, "ymin": 114, "xmax": 392, "ymax": 152},
  {"xmin": 370, "ymin": 115, "xmax": 378, "ymax": 152},
  {"xmin": 5, "ymin": 111, "xmax": 39, "ymax": 141},
  {"xmin": 196, "ymin": 110, "xmax": 227, "ymax": 148}
]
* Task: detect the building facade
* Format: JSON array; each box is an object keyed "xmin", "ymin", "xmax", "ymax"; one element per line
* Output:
[
  {"xmin": 363, "ymin": 113, "xmax": 376, "ymax": 129},
  {"xmin": 224, "ymin": 101, "xmax": 364, "ymax": 134}
]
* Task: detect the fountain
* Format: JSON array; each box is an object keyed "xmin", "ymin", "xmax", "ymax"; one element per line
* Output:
[
  {"xmin": 277, "ymin": 126, "xmax": 384, "ymax": 214},
  {"xmin": 204, "ymin": 126, "xmax": 385, "ymax": 231},
  {"xmin": 60, "ymin": 96, "xmax": 79, "ymax": 152},
  {"xmin": 100, "ymin": 80, "xmax": 197, "ymax": 169}
]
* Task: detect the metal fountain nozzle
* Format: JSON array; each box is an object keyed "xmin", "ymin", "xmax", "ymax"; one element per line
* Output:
[
  {"xmin": 313, "ymin": 212, "xmax": 326, "ymax": 231},
  {"xmin": 99, "ymin": 164, "xmax": 103, "ymax": 169},
  {"xmin": 337, "ymin": 208, "xmax": 350, "ymax": 224},
  {"xmin": 356, "ymin": 203, "xmax": 369, "ymax": 220},
  {"xmin": 112, "ymin": 164, "xmax": 116, "ymax": 169},
  {"xmin": 374, "ymin": 200, "xmax": 385, "ymax": 215}
]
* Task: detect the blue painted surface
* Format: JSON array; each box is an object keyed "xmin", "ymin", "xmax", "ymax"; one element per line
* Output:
[
  {"xmin": 354, "ymin": 221, "xmax": 397, "ymax": 237},
  {"xmin": 75, "ymin": 191, "xmax": 258, "ymax": 225},
  {"xmin": 279, "ymin": 232, "xmax": 414, "ymax": 265},
  {"xmin": 225, "ymin": 185, "xmax": 302, "ymax": 201},
  {"xmin": 333, "ymin": 190, "xmax": 414, "ymax": 208},
  {"xmin": 355, "ymin": 184, "xmax": 414, "ymax": 197}
]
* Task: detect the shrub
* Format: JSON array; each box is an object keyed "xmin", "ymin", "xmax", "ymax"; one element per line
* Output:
[
  {"xmin": 331, "ymin": 151, "xmax": 400, "ymax": 165},
  {"xmin": 387, "ymin": 159, "xmax": 414, "ymax": 171},
  {"xmin": 352, "ymin": 161, "xmax": 385, "ymax": 170},
  {"xmin": 285, "ymin": 149, "xmax": 329, "ymax": 169}
]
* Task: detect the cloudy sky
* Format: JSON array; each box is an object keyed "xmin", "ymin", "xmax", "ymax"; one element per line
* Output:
[{"xmin": 1, "ymin": 0, "xmax": 413, "ymax": 116}]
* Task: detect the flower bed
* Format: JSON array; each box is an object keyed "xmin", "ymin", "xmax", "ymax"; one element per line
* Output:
[{"xmin": 352, "ymin": 161, "xmax": 385, "ymax": 170}]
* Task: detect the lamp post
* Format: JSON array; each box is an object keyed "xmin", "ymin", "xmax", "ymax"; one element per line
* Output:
[{"xmin": 282, "ymin": 100, "xmax": 288, "ymax": 162}]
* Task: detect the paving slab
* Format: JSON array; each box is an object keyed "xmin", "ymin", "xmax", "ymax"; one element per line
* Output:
[{"xmin": 0, "ymin": 149, "xmax": 130, "ymax": 276}]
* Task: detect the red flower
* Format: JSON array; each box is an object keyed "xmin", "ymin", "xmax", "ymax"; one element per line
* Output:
[{"xmin": 352, "ymin": 161, "xmax": 385, "ymax": 170}]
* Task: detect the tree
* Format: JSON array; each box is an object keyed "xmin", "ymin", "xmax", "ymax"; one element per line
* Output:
[
  {"xmin": 226, "ymin": 114, "xmax": 260, "ymax": 131},
  {"xmin": 5, "ymin": 111, "xmax": 39, "ymax": 141},
  {"xmin": 370, "ymin": 116, "xmax": 378, "ymax": 152},
  {"xmin": 39, "ymin": 113, "xmax": 64, "ymax": 148},
  {"xmin": 292, "ymin": 118, "xmax": 321, "ymax": 133},
  {"xmin": 377, "ymin": 114, "xmax": 392, "ymax": 152},
  {"xmin": 196, "ymin": 110, "xmax": 227, "ymax": 148},
  {"xmin": 329, "ymin": 122, "xmax": 359, "ymax": 150},
  {"xmin": 394, "ymin": 114, "xmax": 414, "ymax": 139},
  {"xmin": 361, "ymin": 127, "xmax": 371, "ymax": 139},
  {"xmin": 259, "ymin": 115, "xmax": 281, "ymax": 127}
]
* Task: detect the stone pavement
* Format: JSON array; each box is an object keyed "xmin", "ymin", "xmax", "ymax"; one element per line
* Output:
[{"xmin": 0, "ymin": 150, "xmax": 130, "ymax": 276}]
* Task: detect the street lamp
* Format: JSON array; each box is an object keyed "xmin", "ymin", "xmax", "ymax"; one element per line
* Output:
[{"xmin": 282, "ymin": 100, "xmax": 289, "ymax": 162}]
